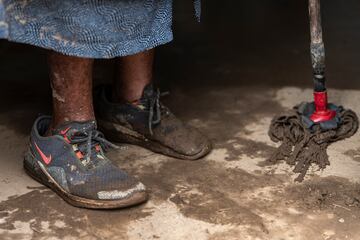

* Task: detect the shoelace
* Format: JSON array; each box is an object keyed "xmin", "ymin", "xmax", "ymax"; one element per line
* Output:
[
  {"xmin": 147, "ymin": 89, "xmax": 169, "ymax": 135},
  {"xmin": 68, "ymin": 129, "xmax": 119, "ymax": 167}
]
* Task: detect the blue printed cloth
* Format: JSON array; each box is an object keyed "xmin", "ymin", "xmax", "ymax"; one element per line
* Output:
[{"xmin": 0, "ymin": 0, "xmax": 176, "ymax": 58}]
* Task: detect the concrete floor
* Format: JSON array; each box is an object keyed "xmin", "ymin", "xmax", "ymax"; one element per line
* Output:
[{"xmin": 1, "ymin": 0, "xmax": 360, "ymax": 239}]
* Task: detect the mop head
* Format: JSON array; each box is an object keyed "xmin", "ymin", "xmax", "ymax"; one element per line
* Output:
[{"xmin": 268, "ymin": 102, "xmax": 359, "ymax": 182}]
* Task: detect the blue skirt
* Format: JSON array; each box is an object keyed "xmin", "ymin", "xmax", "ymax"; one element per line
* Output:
[{"xmin": 0, "ymin": 0, "xmax": 174, "ymax": 58}]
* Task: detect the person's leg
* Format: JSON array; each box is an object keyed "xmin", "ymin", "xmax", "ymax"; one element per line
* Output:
[
  {"xmin": 113, "ymin": 49, "xmax": 154, "ymax": 103},
  {"xmin": 24, "ymin": 51, "xmax": 148, "ymax": 209},
  {"xmin": 48, "ymin": 51, "xmax": 95, "ymax": 129}
]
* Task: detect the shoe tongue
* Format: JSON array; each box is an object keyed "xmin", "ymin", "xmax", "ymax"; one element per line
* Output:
[{"xmin": 52, "ymin": 120, "xmax": 97, "ymax": 137}]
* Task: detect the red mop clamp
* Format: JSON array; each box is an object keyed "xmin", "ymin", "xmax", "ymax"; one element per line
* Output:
[{"xmin": 310, "ymin": 91, "xmax": 336, "ymax": 122}]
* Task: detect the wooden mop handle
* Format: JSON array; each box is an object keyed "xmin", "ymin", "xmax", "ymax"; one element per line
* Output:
[{"xmin": 309, "ymin": 0, "xmax": 326, "ymax": 92}]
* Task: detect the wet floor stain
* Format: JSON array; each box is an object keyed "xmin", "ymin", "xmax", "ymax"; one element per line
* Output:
[{"xmin": 0, "ymin": 187, "xmax": 151, "ymax": 239}]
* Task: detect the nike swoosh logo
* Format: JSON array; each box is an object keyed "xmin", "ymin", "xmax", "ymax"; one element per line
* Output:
[
  {"xmin": 34, "ymin": 143, "xmax": 52, "ymax": 165},
  {"xmin": 60, "ymin": 127, "xmax": 71, "ymax": 135}
]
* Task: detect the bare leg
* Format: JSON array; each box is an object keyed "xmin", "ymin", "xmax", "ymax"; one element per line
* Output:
[
  {"xmin": 48, "ymin": 51, "xmax": 95, "ymax": 130},
  {"xmin": 113, "ymin": 49, "xmax": 154, "ymax": 103}
]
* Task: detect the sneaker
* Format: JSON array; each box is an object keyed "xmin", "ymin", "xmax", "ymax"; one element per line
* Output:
[
  {"xmin": 24, "ymin": 116, "xmax": 148, "ymax": 209},
  {"xmin": 94, "ymin": 84, "xmax": 212, "ymax": 160}
]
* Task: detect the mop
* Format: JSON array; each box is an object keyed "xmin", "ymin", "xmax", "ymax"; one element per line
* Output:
[{"xmin": 268, "ymin": 0, "xmax": 359, "ymax": 182}]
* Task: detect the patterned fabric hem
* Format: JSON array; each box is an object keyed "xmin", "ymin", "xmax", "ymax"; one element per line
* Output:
[{"xmin": 6, "ymin": 29, "xmax": 173, "ymax": 59}]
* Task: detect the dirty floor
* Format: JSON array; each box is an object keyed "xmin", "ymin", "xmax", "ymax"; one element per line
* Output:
[{"xmin": 1, "ymin": 0, "xmax": 360, "ymax": 239}]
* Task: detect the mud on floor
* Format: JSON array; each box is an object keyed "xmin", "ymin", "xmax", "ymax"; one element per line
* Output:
[{"xmin": 1, "ymin": 87, "xmax": 360, "ymax": 240}]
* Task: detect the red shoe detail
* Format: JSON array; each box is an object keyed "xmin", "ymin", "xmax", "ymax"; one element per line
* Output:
[
  {"xmin": 76, "ymin": 151, "xmax": 84, "ymax": 159},
  {"xmin": 63, "ymin": 136, "xmax": 71, "ymax": 144},
  {"xmin": 34, "ymin": 143, "xmax": 52, "ymax": 165},
  {"xmin": 60, "ymin": 127, "xmax": 71, "ymax": 135},
  {"xmin": 60, "ymin": 127, "xmax": 71, "ymax": 143},
  {"xmin": 95, "ymin": 145, "xmax": 101, "ymax": 152}
]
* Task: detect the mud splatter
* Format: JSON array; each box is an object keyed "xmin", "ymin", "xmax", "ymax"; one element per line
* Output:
[
  {"xmin": 52, "ymin": 89, "xmax": 65, "ymax": 103},
  {"xmin": 344, "ymin": 148, "xmax": 360, "ymax": 162},
  {"xmin": 136, "ymin": 159, "xmax": 286, "ymax": 233},
  {"xmin": 0, "ymin": 187, "xmax": 151, "ymax": 239},
  {"xmin": 219, "ymin": 137, "xmax": 277, "ymax": 161},
  {"xmin": 285, "ymin": 176, "xmax": 360, "ymax": 211}
]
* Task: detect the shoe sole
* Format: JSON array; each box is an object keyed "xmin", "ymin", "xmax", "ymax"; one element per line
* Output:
[
  {"xmin": 98, "ymin": 119, "xmax": 212, "ymax": 160},
  {"xmin": 24, "ymin": 153, "xmax": 148, "ymax": 209}
]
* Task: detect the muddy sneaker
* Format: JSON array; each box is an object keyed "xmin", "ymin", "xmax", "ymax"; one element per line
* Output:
[
  {"xmin": 94, "ymin": 85, "xmax": 212, "ymax": 160},
  {"xmin": 24, "ymin": 116, "xmax": 148, "ymax": 209}
]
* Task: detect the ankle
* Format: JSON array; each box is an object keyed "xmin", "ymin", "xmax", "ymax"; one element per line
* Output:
[
  {"xmin": 112, "ymin": 88, "xmax": 142, "ymax": 104},
  {"xmin": 50, "ymin": 115, "xmax": 95, "ymax": 132}
]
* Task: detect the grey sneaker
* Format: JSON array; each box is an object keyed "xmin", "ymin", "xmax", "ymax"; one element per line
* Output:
[
  {"xmin": 24, "ymin": 116, "xmax": 148, "ymax": 209},
  {"xmin": 94, "ymin": 84, "xmax": 212, "ymax": 160}
]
